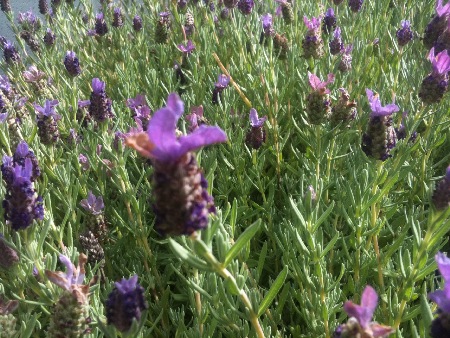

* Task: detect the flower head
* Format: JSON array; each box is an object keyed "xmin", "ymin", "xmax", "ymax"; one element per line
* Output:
[
  {"xmin": 106, "ymin": 275, "xmax": 148, "ymax": 332},
  {"xmin": 64, "ymin": 51, "xmax": 81, "ymax": 77},
  {"xmin": 80, "ymin": 191, "xmax": 104, "ymax": 215},
  {"xmin": 365, "ymin": 89, "xmax": 399, "ymax": 117},
  {"xmin": 126, "ymin": 93, "xmax": 227, "ymax": 163},
  {"xmin": 429, "ymin": 252, "xmax": 450, "ymax": 312},
  {"xmin": 262, "ymin": 13, "xmax": 273, "ymax": 30}
]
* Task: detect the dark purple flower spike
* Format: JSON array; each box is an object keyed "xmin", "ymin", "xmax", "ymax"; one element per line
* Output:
[
  {"xmin": 64, "ymin": 51, "xmax": 81, "ymax": 77},
  {"xmin": 361, "ymin": 89, "xmax": 399, "ymax": 161},
  {"xmin": 432, "ymin": 166, "xmax": 450, "ymax": 210},
  {"xmin": 424, "ymin": 0, "xmax": 450, "ymax": 49},
  {"xmin": 419, "ymin": 48, "xmax": 450, "ymax": 104},
  {"xmin": 396, "ymin": 20, "xmax": 413, "ymax": 47},
  {"xmin": 322, "ymin": 8, "xmax": 336, "ymax": 34},
  {"xmin": 106, "ymin": 275, "xmax": 148, "ymax": 332},
  {"xmin": 275, "ymin": 0, "xmax": 294, "ymax": 24},
  {"xmin": 34, "ymin": 100, "xmax": 61, "ymax": 145},
  {"xmin": 330, "ymin": 26, "xmax": 343, "ymax": 55},
  {"xmin": 333, "ymin": 286, "xmax": 394, "ymax": 337},
  {"xmin": 89, "ymin": 78, "xmax": 113, "ymax": 122},
  {"xmin": 212, "ymin": 74, "xmax": 230, "ymax": 105},
  {"xmin": 246, "ymin": 108, "xmax": 267, "ymax": 149},
  {"xmin": 303, "ymin": 15, "xmax": 324, "ymax": 59},
  {"xmin": 126, "ymin": 93, "xmax": 227, "ymax": 236}
]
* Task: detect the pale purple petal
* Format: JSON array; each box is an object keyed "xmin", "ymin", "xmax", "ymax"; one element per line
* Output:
[
  {"xmin": 303, "ymin": 16, "xmax": 321, "ymax": 31},
  {"xmin": 178, "ymin": 125, "xmax": 227, "ymax": 156},
  {"xmin": 0, "ymin": 113, "xmax": 7, "ymax": 123},
  {"xmin": 249, "ymin": 108, "xmax": 266, "ymax": 127},
  {"xmin": 215, "ymin": 74, "xmax": 230, "ymax": 88},
  {"xmin": 92, "ymin": 78, "xmax": 105, "ymax": 94},
  {"xmin": 325, "ymin": 8, "xmax": 334, "ymax": 17},
  {"xmin": 261, "ymin": 14, "xmax": 272, "ymax": 29},
  {"xmin": 147, "ymin": 106, "xmax": 180, "ymax": 161},
  {"xmin": 334, "ymin": 26, "xmax": 341, "ymax": 39},
  {"xmin": 343, "ymin": 286, "xmax": 378, "ymax": 329},
  {"xmin": 436, "ymin": 0, "xmax": 450, "ymax": 17},
  {"xmin": 429, "ymin": 289, "xmax": 450, "ymax": 313},
  {"xmin": 78, "ymin": 99, "xmax": 90, "ymax": 108},
  {"xmin": 432, "ymin": 49, "xmax": 450, "ymax": 75},
  {"xmin": 58, "ymin": 254, "xmax": 74, "ymax": 288},
  {"xmin": 370, "ymin": 323, "xmax": 395, "ymax": 338},
  {"xmin": 308, "ymin": 72, "xmax": 334, "ymax": 92}
]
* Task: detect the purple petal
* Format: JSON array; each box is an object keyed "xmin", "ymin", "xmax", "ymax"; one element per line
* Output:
[
  {"xmin": 0, "ymin": 113, "xmax": 7, "ymax": 123},
  {"xmin": 429, "ymin": 289, "xmax": 450, "ymax": 313},
  {"xmin": 178, "ymin": 125, "xmax": 227, "ymax": 156},
  {"xmin": 249, "ymin": 108, "xmax": 266, "ymax": 127},
  {"xmin": 261, "ymin": 13, "xmax": 272, "ymax": 29},
  {"xmin": 432, "ymin": 49, "xmax": 450, "ymax": 74},
  {"xmin": 58, "ymin": 254, "xmax": 73, "ymax": 288},
  {"xmin": 436, "ymin": 0, "xmax": 450, "ymax": 17},
  {"xmin": 334, "ymin": 26, "xmax": 341, "ymax": 39},
  {"xmin": 92, "ymin": 78, "xmax": 105, "ymax": 94},
  {"xmin": 343, "ymin": 286, "xmax": 378, "ymax": 329},
  {"xmin": 370, "ymin": 323, "xmax": 395, "ymax": 337},
  {"xmin": 15, "ymin": 141, "xmax": 29, "ymax": 158},
  {"xmin": 147, "ymin": 106, "xmax": 180, "ymax": 161}
]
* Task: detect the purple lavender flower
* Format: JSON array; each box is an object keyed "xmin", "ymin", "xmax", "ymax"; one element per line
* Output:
[
  {"xmin": 155, "ymin": 11, "xmax": 171, "ymax": 44},
  {"xmin": 396, "ymin": 20, "xmax": 413, "ymax": 47},
  {"xmin": 12, "ymin": 140, "xmax": 41, "ymax": 181},
  {"xmin": 105, "ymin": 275, "xmax": 148, "ymax": 332},
  {"xmin": 424, "ymin": 0, "xmax": 450, "ymax": 49},
  {"xmin": 429, "ymin": 252, "xmax": 450, "ymax": 336},
  {"xmin": 17, "ymin": 11, "xmax": 41, "ymax": 32},
  {"xmin": 306, "ymin": 72, "xmax": 334, "ymax": 124},
  {"xmin": 303, "ymin": 15, "xmax": 324, "ymax": 59},
  {"xmin": 224, "ymin": 0, "xmax": 238, "ymax": 8},
  {"xmin": 80, "ymin": 191, "xmax": 104, "ymax": 216},
  {"xmin": 127, "ymin": 94, "xmax": 146, "ymax": 111},
  {"xmin": 338, "ymin": 44, "xmax": 353, "ymax": 73},
  {"xmin": 329, "ymin": 26, "xmax": 343, "ymax": 55},
  {"xmin": 212, "ymin": 74, "xmax": 230, "ymax": 105},
  {"xmin": 2, "ymin": 40, "xmax": 21, "ymax": 64},
  {"xmin": 184, "ymin": 12, "xmax": 195, "ymax": 36},
  {"xmin": 89, "ymin": 78, "xmax": 113, "ymax": 122},
  {"xmin": 2, "ymin": 158, "xmax": 44, "ymax": 231},
  {"xmin": 34, "ymin": 99, "xmax": 61, "ymax": 145},
  {"xmin": 79, "ymin": 154, "xmax": 90, "ymax": 171},
  {"xmin": 0, "ymin": 75, "xmax": 11, "ymax": 97},
  {"xmin": 245, "ymin": 108, "xmax": 267, "ymax": 149},
  {"xmin": 186, "ymin": 105, "xmax": 207, "ymax": 132},
  {"xmin": 39, "ymin": 0, "xmax": 49, "ymax": 15},
  {"xmin": 361, "ymin": 89, "xmax": 399, "ymax": 161},
  {"xmin": 125, "ymin": 93, "xmax": 227, "ymax": 235},
  {"xmin": 322, "ymin": 8, "xmax": 336, "ymax": 34},
  {"xmin": 43, "ymin": 28, "xmax": 56, "ymax": 46},
  {"xmin": 1, "ymin": 0, "xmax": 11, "ymax": 12},
  {"xmin": 275, "ymin": 0, "xmax": 294, "ymax": 24},
  {"xmin": 334, "ymin": 286, "xmax": 394, "ymax": 337},
  {"xmin": 112, "ymin": 8, "xmax": 123, "ymax": 28},
  {"xmin": 348, "ymin": 0, "xmax": 363, "ymax": 13},
  {"xmin": 133, "ymin": 15, "xmax": 142, "ymax": 32},
  {"xmin": 64, "ymin": 51, "xmax": 81, "ymax": 77},
  {"xmin": 237, "ymin": 0, "xmax": 254, "ymax": 15},
  {"xmin": 260, "ymin": 13, "xmax": 274, "ymax": 44},
  {"xmin": 432, "ymin": 167, "xmax": 450, "ymax": 210},
  {"xmin": 45, "ymin": 254, "xmax": 95, "ymax": 337},
  {"xmin": 23, "ymin": 65, "xmax": 46, "ymax": 83},
  {"xmin": 419, "ymin": 48, "xmax": 450, "ymax": 104},
  {"xmin": 95, "ymin": 12, "xmax": 108, "ymax": 36},
  {"xmin": 177, "ymin": 40, "xmax": 196, "ymax": 55},
  {"xmin": 178, "ymin": 0, "xmax": 188, "ymax": 9},
  {"xmin": 331, "ymin": 88, "xmax": 357, "ymax": 126}
]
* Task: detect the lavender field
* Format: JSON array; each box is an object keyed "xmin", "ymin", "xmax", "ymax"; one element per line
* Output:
[{"xmin": 1, "ymin": 0, "xmax": 450, "ymax": 337}]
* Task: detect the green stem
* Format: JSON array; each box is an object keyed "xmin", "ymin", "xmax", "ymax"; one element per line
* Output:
[{"xmin": 191, "ymin": 234, "xmax": 266, "ymax": 338}]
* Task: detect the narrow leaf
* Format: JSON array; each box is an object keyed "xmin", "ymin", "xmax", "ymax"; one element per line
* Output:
[
  {"xmin": 168, "ymin": 239, "xmax": 213, "ymax": 271},
  {"xmin": 257, "ymin": 265, "xmax": 288, "ymax": 317},
  {"xmin": 224, "ymin": 219, "xmax": 261, "ymax": 268}
]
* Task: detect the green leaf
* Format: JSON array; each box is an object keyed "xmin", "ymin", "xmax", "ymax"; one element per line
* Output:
[
  {"xmin": 257, "ymin": 265, "xmax": 288, "ymax": 317},
  {"xmin": 168, "ymin": 239, "xmax": 213, "ymax": 272},
  {"xmin": 224, "ymin": 219, "xmax": 261, "ymax": 268}
]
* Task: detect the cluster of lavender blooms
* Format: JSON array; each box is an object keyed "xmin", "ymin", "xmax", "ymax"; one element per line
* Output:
[
  {"xmin": 64, "ymin": 51, "xmax": 81, "ymax": 77},
  {"xmin": 419, "ymin": 48, "xmax": 450, "ymax": 104},
  {"xmin": 303, "ymin": 15, "xmax": 324, "ymax": 59},
  {"xmin": 1, "ymin": 141, "xmax": 43, "ymax": 231},
  {"xmin": 34, "ymin": 99, "xmax": 61, "ymax": 145},
  {"xmin": 424, "ymin": 0, "xmax": 450, "ymax": 50},
  {"xmin": 17, "ymin": 11, "xmax": 42, "ymax": 52},
  {"xmin": 245, "ymin": 108, "xmax": 267, "ymax": 149},
  {"xmin": 126, "ymin": 93, "xmax": 227, "ymax": 235},
  {"xmin": 155, "ymin": 11, "xmax": 172, "ymax": 44},
  {"xmin": 79, "ymin": 191, "xmax": 107, "ymax": 266},
  {"xmin": 88, "ymin": 78, "xmax": 113, "ymax": 122},
  {"xmin": 1, "ymin": 39, "xmax": 21, "ymax": 64},
  {"xmin": 212, "ymin": 74, "xmax": 230, "ymax": 105},
  {"xmin": 361, "ymin": 89, "xmax": 399, "ymax": 161}
]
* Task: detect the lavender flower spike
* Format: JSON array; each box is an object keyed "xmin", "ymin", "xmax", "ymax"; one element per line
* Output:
[
  {"xmin": 80, "ymin": 191, "xmax": 104, "ymax": 215},
  {"xmin": 306, "ymin": 72, "xmax": 334, "ymax": 124},
  {"xmin": 127, "ymin": 93, "xmax": 227, "ymax": 163},
  {"xmin": 334, "ymin": 286, "xmax": 394, "ymax": 337},
  {"xmin": 419, "ymin": 48, "xmax": 450, "ymax": 104},
  {"xmin": 366, "ymin": 89, "xmax": 399, "ymax": 117},
  {"xmin": 429, "ymin": 252, "xmax": 450, "ymax": 337},
  {"xmin": 126, "ymin": 93, "xmax": 227, "ymax": 236},
  {"xmin": 246, "ymin": 108, "xmax": 267, "ymax": 149}
]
